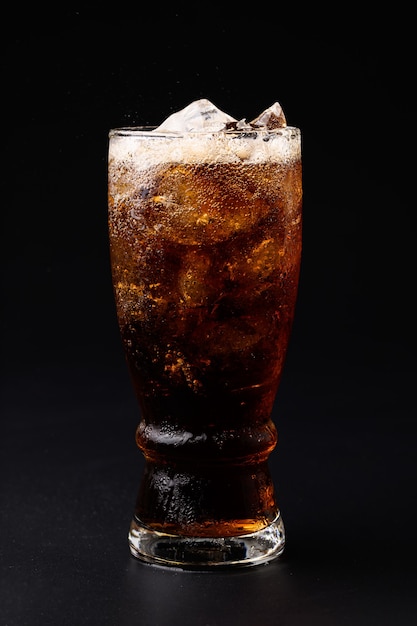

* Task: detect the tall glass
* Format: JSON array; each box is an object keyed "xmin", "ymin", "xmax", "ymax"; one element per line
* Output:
[{"xmin": 108, "ymin": 124, "xmax": 302, "ymax": 568}]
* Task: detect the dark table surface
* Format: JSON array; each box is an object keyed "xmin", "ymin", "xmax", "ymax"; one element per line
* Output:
[
  {"xmin": 2, "ymin": 328, "xmax": 416, "ymax": 626},
  {"xmin": 2, "ymin": 8, "xmax": 416, "ymax": 625}
]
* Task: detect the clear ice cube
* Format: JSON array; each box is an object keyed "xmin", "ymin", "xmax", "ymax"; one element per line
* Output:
[
  {"xmin": 154, "ymin": 99, "xmax": 237, "ymax": 133},
  {"xmin": 145, "ymin": 163, "xmax": 271, "ymax": 245},
  {"xmin": 178, "ymin": 249, "xmax": 212, "ymax": 307},
  {"xmin": 250, "ymin": 102, "xmax": 286, "ymax": 129}
]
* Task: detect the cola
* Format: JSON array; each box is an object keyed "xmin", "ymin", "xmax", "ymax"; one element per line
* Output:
[{"xmin": 108, "ymin": 102, "xmax": 302, "ymax": 566}]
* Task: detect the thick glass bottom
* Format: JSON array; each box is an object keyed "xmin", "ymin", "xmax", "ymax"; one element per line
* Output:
[{"xmin": 128, "ymin": 512, "xmax": 285, "ymax": 569}]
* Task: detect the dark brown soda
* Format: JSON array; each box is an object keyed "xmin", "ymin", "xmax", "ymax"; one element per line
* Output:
[{"xmin": 108, "ymin": 158, "xmax": 302, "ymax": 537}]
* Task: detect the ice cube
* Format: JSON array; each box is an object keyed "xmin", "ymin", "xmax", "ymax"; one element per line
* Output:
[
  {"xmin": 178, "ymin": 249, "xmax": 213, "ymax": 307},
  {"xmin": 250, "ymin": 102, "xmax": 286, "ymax": 129},
  {"xmin": 146, "ymin": 163, "xmax": 271, "ymax": 245},
  {"xmin": 154, "ymin": 99, "xmax": 237, "ymax": 133}
]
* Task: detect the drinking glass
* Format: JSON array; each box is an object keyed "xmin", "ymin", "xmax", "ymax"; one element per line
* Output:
[{"xmin": 108, "ymin": 123, "xmax": 302, "ymax": 568}]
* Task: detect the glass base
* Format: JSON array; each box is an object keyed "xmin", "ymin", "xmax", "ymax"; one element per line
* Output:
[{"xmin": 128, "ymin": 512, "xmax": 285, "ymax": 569}]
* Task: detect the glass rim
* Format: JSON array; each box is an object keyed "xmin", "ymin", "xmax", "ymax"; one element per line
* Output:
[{"xmin": 108, "ymin": 125, "xmax": 301, "ymax": 138}]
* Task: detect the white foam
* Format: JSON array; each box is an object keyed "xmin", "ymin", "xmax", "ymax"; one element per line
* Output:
[{"xmin": 109, "ymin": 126, "xmax": 300, "ymax": 169}]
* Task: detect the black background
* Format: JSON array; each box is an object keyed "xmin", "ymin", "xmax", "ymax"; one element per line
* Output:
[{"xmin": 1, "ymin": 6, "xmax": 416, "ymax": 626}]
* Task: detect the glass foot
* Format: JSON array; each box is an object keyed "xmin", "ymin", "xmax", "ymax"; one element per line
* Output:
[{"xmin": 128, "ymin": 512, "xmax": 285, "ymax": 569}]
